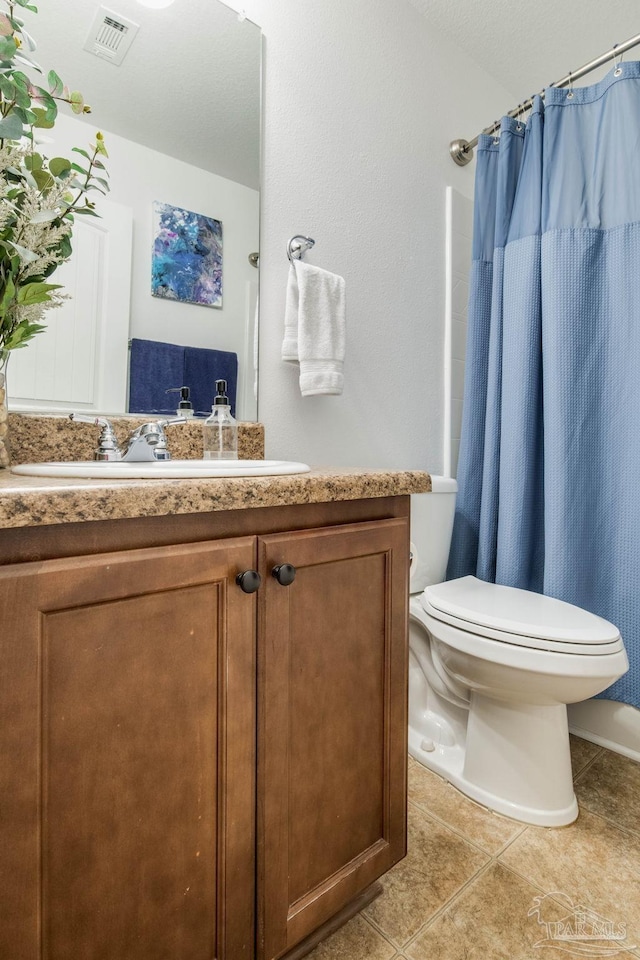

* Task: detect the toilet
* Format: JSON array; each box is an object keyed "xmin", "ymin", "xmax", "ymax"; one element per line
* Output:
[{"xmin": 409, "ymin": 479, "xmax": 629, "ymax": 827}]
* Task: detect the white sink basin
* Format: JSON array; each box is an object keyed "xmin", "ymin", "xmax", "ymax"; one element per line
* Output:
[{"xmin": 11, "ymin": 459, "xmax": 311, "ymax": 480}]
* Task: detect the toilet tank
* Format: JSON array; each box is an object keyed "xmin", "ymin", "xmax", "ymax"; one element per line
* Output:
[{"xmin": 410, "ymin": 477, "xmax": 458, "ymax": 593}]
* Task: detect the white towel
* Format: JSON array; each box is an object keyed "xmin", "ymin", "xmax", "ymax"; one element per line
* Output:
[{"xmin": 282, "ymin": 260, "xmax": 346, "ymax": 396}]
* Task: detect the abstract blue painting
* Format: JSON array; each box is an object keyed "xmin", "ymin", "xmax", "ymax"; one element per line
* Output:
[{"xmin": 151, "ymin": 201, "xmax": 223, "ymax": 308}]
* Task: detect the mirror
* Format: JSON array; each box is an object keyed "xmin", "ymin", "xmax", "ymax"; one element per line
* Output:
[{"xmin": 8, "ymin": 0, "xmax": 261, "ymax": 420}]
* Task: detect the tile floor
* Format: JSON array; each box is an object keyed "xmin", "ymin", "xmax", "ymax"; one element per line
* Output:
[{"xmin": 307, "ymin": 737, "xmax": 640, "ymax": 960}]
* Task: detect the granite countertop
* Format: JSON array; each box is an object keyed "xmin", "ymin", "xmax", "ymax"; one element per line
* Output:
[
  {"xmin": 0, "ymin": 413, "xmax": 430, "ymax": 528},
  {"xmin": 0, "ymin": 467, "xmax": 431, "ymax": 529}
]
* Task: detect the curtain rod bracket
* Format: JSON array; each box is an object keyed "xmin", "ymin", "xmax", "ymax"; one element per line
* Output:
[{"xmin": 450, "ymin": 139, "xmax": 474, "ymax": 166}]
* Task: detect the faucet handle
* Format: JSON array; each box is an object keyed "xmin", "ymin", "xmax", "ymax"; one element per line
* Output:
[
  {"xmin": 156, "ymin": 417, "xmax": 188, "ymax": 429},
  {"xmin": 69, "ymin": 413, "xmax": 122, "ymax": 462},
  {"xmin": 69, "ymin": 413, "xmax": 111, "ymax": 427}
]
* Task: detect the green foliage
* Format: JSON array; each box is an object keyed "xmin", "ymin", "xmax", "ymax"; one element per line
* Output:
[
  {"xmin": 16, "ymin": 279, "xmax": 61, "ymax": 304},
  {"xmin": 0, "ymin": 0, "xmax": 109, "ymax": 352}
]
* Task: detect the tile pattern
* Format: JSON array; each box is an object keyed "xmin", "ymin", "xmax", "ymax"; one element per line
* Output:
[
  {"xmin": 305, "ymin": 736, "xmax": 640, "ymax": 960},
  {"xmin": 575, "ymin": 747, "xmax": 640, "ymax": 836},
  {"xmin": 500, "ymin": 808, "xmax": 640, "ymax": 946},
  {"xmin": 407, "ymin": 756, "xmax": 524, "ymax": 855},
  {"xmin": 364, "ymin": 803, "xmax": 488, "ymax": 946},
  {"xmin": 305, "ymin": 914, "xmax": 395, "ymax": 960},
  {"xmin": 569, "ymin": 731, "xmax": 602, "ymax": 778}
]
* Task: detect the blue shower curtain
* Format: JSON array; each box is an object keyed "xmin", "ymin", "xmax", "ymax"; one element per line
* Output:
[{"xmin": 448, "ymin": 63, "xmax": 640, "ymax": 707}]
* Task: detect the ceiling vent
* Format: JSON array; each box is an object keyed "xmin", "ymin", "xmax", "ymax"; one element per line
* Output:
[{"xmin": 83, "ymin": 7, "xmax": 140, "ymax": 66}]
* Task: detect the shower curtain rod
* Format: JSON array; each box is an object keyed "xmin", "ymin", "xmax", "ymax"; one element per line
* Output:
[{"xmin": 449, "ymin": 31, "xmax": 640, "ymax": 166}]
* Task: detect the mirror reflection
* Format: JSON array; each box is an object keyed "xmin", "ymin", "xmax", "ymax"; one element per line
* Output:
[{"xmin": 8, "ymin": 0, "xmax": 261, "ymax": 421}]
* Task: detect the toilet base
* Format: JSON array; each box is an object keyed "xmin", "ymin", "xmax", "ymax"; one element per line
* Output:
[{"xmin": 409, "ymin": 695, "xmax": 579, "ymax": 827}]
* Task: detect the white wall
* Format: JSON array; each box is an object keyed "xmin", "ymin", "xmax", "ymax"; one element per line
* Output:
[
  {"xmin": 49, "ymin": 113, "xmax": 259, "ymax": 408},
  {"xmin": 221, "ymin": 0, "xmax": 512, "ymax": 469}
]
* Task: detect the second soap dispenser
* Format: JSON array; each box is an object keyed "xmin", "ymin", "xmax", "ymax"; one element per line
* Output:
[
  {"xmin": 203, "ymin": 379, "xmax": 238, "ymax": 460},
  {"xmin": 166, "ymin": 386, "xmax": 194, "ymax": 418}
]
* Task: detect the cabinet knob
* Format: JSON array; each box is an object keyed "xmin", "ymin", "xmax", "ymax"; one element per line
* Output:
[
  {"xmin": 236, "ymin": 570, "xmax": 262, "ymax": 593},
  {"xmin": 272, "ymin": 563, "xmax": 296, "ymax": 586}
]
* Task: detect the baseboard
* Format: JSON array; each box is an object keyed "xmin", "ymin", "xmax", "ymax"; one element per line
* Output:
[{"xmin": 568, "ymin": 698, "xmax": 640, "ymax": 763}]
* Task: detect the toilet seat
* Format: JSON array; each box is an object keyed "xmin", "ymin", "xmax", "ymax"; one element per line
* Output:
[{"xmin": 422, "ymin": 576, "xmax": 623, "ymax": 655}]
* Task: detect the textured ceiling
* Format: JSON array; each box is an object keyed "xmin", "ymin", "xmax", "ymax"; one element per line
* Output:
[
  {"xmin": 30, "ymin": 0, "xmax": 261, "ymax": 188},
  {"xmin": 407, "ymin": 0, "xmax": 640, "ymax": 112},
  {"xmin": 27, "ymin": 0, "xmax": 639, "ymax": 187}
]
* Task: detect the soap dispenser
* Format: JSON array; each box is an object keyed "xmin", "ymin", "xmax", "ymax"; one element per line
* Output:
[
  {"xmin": 166, "ymin": 386, "xmax": 194, "ymax": 418},
  {"xmin": 203, "ymin": 380, "xmax": 238, "ymax": 460}
]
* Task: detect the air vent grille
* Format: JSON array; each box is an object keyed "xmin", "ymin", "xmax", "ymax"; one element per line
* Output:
[{"xmin": 84, "ymin": 7, "xmax": 139, "ymax": 66}]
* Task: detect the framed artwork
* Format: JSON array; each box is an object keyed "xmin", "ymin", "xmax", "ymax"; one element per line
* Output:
[{"xmin": 151, "ymin": 201, "xmax": 223, "ymax": 308}]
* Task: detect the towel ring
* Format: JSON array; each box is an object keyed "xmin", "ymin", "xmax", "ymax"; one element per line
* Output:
[{"xmin": 287, "ymin": 235, "xmax": 315, "ymax": 263}]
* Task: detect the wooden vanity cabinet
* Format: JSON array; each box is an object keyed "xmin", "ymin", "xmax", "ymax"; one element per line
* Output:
[
  {"xmin": 0, "ymin": 498, "xmax": 409, "ymax": 960},
  {"xmin": 257, "ymin": 519, "xmax": 408, "ymax": 960},
  {"xmin": 0, "ymin": 537, "xmax": 257, "ymax": 960}
]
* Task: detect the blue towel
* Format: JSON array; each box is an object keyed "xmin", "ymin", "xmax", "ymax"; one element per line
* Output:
[
  {"xmin": 129, "ymin": 338, "xmax": 184, "ymax": 415},
  {"xmin": 184, "ymin": 345, "xmax": 238, "ymax": 417},
  {"xmin": 128, "ymin": 338, "xmax": 239, "ymax": 416}
]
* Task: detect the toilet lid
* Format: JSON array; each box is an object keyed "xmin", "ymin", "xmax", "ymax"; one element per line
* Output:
[{"xmin": 424, "ymin": 576, "xmax": 620, "ymax": 646}]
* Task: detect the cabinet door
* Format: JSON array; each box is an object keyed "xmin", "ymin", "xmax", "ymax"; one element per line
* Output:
[
  {"xmin": 0, "ymin": 538, "xmax": 256, "ymax": 960},
  {"xmin": 257, "ymin": 518, "xmax": 409, "ymax": 960}
]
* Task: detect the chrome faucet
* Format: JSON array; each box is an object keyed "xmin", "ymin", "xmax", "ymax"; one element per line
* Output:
[
  {"xmin": 69, "ymin": 414, "xmax": 186, "ymax": 462},
  {"xmin": 122, "ymin": 418, "xmax": 186, "ymax": 461}
]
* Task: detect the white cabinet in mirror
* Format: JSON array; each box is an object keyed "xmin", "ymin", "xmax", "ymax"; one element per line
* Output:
[{"xmin": 8, "ymin": 0, "xmax": 261, "ymax": 422}]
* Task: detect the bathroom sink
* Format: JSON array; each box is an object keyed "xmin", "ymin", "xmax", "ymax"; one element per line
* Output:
[{"xmin": 11, "ymin": 459, "xmax": 312, "ymax": 480}]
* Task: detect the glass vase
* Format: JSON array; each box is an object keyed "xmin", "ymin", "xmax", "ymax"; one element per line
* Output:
[{"xmin": 0, "ymin": 349, "xmax": 10, "ymax": 469}]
